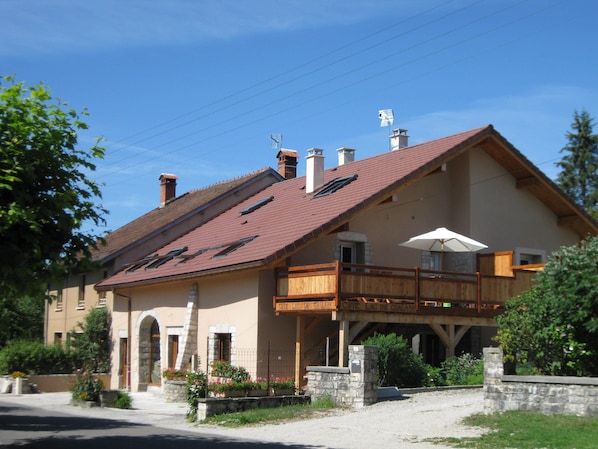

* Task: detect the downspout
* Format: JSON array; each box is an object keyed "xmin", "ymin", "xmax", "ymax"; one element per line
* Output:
[{"xmin": 113, "ymin": 289, "xmax": 132, "ymax": 391}]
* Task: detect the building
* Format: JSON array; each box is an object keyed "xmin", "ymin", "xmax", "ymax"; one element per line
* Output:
[
  {"xmin": 94, "ymin": 125, "xmax": 597, "ymax": 391},
  {"xmin": 45, "ymin": 167, "xmax": 286, "ymax": 350}
]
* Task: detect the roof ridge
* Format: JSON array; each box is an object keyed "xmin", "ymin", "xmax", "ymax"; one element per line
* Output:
[{"xmin": 184, "ymin": 167, "xmax": 272, "ymax": 195}]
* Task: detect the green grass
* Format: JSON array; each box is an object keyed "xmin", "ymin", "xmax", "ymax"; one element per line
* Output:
[
  {"xmin": 439, "ymin": 411, "xmax": 598, "ymax": 449},
  {"xmin": 200, "ymin": 396, "xmax": 336, "ymax": 427}
]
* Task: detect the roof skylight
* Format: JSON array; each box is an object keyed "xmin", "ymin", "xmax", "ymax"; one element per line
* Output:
[
  {"xmin": 145, "ymin": 246, "xmax": 188, "ymax": 270},
  {"xmin": 240, "ymin": 196, "xmax": 274, "ymax": 215},
  {"xmin": 313, "ymin": 174, "xmax": 358, "ymax": 198}
]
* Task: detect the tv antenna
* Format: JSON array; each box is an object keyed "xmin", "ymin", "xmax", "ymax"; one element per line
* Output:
[
  {"xmin": 378, "ymin": 109, "xmax": 394, "ymax": 151},
  {"xmin": 270, "ymin": 133, "xmax": 282, "ymax": 151}
]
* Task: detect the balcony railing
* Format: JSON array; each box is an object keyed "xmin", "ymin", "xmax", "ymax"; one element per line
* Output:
[{"xmin": 274, "ymin": 261, "xmax": 538, "ymax": 318}]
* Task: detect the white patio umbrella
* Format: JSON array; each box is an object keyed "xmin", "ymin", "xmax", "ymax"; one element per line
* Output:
[{"xmin": 398, "ymin": 227, "xmax": 488, "ymax": 270}]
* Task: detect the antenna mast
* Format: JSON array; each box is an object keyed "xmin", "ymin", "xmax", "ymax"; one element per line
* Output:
[
  {"xmin": 270, "ymin": 133, "xmax": 283, "ymax": 152},
  {"xmin": 378, "ymin": 109, "xmax": 394, "ymax": 151}
]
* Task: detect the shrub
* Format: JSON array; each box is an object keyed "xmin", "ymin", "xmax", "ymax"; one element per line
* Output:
[
  {"xmin": 442, "ymin": 353, "xmax": 484, "ymax": 385},
  {"xmin": 69, "ymin": 307, "xmax": 111, "ymax": 373},
  {"xmin": 0, "ymin": 340, "xmax": 73, "ymax": 375},
  {"xmin": 210, "ymin": 361, "xmax": 250, "ymax": 382},
  {"xmin": 361, "ymin": 333, "xmax": 428, "ymax": 387},
  {"xmin": 187, "ymin": 368, "xmax": 207, "ymax": 420},
  {"xmin": 114, "ymin": 390, "xmax": 132, "ymax": 409},
  {"xmin": 69, "ymin": 368, "xmax": 103, "ymax": 402}
]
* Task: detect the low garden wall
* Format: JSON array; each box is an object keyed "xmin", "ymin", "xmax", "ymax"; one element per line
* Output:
[
  {"xmin": 196, "ymin": 394, "xmax": 309, "ymax": 421},
  {"xmin": 27, "ymin": 374, "xmax": 111, "ymax": 393},
  {"xmin": 305, "ymin": 345, "xmax": 378, "ymax": 408},
  {"xmin": 484, "ymin": 347, "xmax": 598, "ymax": 417}
]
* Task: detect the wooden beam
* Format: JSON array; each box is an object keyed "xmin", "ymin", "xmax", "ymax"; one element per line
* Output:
[
  {"xmin": 349, "ymin": 321, "xmax": 369, "ymax": 343},
  {"xmin": 516, "ymin": 176, "xmax": 538, "ymax": 189},
  {"xmin": 332, "ymin": 310, "xmax": 496, "ymax": 327},
  {"xmin": 428, "ymin": 324, "xmax": 472, "ymax": 358},
  {"xmin": 295, "ymin": 316, "xmax": 304, "ymax": 391},
  {"xmin": 558, "ymin": 214, "xmax": 582, "ymax": 227},
  {"xmin": 338, "ymin": 319, "xmax": 349, "ymax": 367}
]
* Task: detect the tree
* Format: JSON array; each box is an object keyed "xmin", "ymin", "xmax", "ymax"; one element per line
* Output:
[
  {"xmin": 556, "ymin": 110, "xmax": 598, "ymax": 218},
  {"xmin": 69, "ymin": 307, "xmax": 111, "ymax": 373},
  {"xmin": 495, "ymin": 236, "xmax": 598, "ymax": 376},
  {"xmin": 0, "ymin": 76, "xmax": 107, "ymax": 299}
]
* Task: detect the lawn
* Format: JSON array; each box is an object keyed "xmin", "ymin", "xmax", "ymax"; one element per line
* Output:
[{"xmin": 440, "ymin": 411, "xmax": 598, "ymax": 449}]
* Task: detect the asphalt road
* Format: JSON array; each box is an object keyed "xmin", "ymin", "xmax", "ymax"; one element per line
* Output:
[{"xmin": 0, "ymin": 400, "xmax": 306, "ymax": 449}]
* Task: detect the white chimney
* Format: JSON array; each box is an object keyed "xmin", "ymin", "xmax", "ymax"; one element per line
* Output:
[
  {"xmin": 337, "ymin": 147, "xmax": 355, "ymax": 166},
  {"xmin": 390, "ymin": 129, "xmax": 409, "ymax": 151},
  {"xmin": 306, "ymin": 148, "xmax": 325, "ymax": 194}
]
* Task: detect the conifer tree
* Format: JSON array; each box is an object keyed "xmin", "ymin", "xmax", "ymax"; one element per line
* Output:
[{"xmin": 556, "ymin": 110, "xmax": 598, "ymax": 218}]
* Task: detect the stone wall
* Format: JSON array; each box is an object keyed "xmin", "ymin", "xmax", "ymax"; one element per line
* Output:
[
  {"xmin": 305, "ymin": 345, "xmax": 378, "ymax": 408},
  {"xmin": 484, "ymin": 347, "xmax": 598, "ymax": 417},
  {"xmin": 163, "ymin": 380, "xmax": 187, "ymax": 402},
  {"xmin": 196, "ymin": 394, "xmax": 309, "ymax": 421}
]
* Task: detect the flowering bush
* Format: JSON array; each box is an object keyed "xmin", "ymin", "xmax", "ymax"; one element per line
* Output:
[
  {"xmin": 210, "ymin": 361, "xmax": 249, "ymax": 382},
  {"xmin": 269, "ymin": 376, "xmax": 295, "ymax": 390},
  {"xmin": 69, "ymin": 368, "xmax": 103, "ymax": 402},
  {"xmin": 162, "ymin": 368, "xmax": 187, "ymax": 381}
]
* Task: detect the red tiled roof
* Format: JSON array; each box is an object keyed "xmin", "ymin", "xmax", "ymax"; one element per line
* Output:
[
  {"xmin": 98, "ymin": 125, "xmax": 493, "ymax": 289},
  {"xmin": 101, "ymin": 125, "xmax": 598, "ymax": 288},
  {"xmin": 92, "ymin": 168, "xmax": 279, "ymax": 263}
]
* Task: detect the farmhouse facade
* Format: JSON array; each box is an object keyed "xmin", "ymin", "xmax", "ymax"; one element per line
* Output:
[{"xmin": 52, "ymin": 125, "xmax": 597, "ymax": 392}]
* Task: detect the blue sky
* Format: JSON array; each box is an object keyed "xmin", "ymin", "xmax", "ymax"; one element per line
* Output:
[{"xmin": 2, "ymin": 0, "xmax": 597, "ymax": 233}]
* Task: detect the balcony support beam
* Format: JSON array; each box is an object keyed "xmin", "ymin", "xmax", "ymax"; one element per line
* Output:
[
  {"xmin": 295, "ymin": 316, "xmax": 304, "ymax": 390},
  {"xmin": 429, "ymin": 323, "xmax": 471, "ymax": 358},
  {"xmin": 338, "ymin": 319, "xmax": 349, "ymax": 367}
]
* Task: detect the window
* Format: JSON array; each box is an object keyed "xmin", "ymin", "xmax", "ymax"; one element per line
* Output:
[
  {"xmin": 168, "ymin": 335, "xmax": 179, "ymax": 369},
  {"xmin": 145, "ymin": 246, "xmax": 188, "ymax": 270},
  {"xmin": 212, "ymin": 236, "xmax": 258, "ymax": 258},
  {"xmin": 515, "ymin": 248, "xmax": 546, "ymax": 266},
  {"xmin": 240, "ymin": 196, "xmax": 274, "ymax": 215},
  {"xmin": 55, "ymin": 289, "xmax": 63, "ymax": 311},
  {"xmin": 215, "ymin": 333, "xmax": 231, "ymax": 362},
  {"xmin": 126, "ymin": 254, "xmax": 158, "ymax": 272},
  {"xmin": 98, "ymin": 270, "xmax": 108, "ymax": 306},
  {"xmin": 77, "ymin": 274, "xmax": 86, "ymax": 308},
  {"xmin": 54, "ymin": 332, "xmax": 63, "ymax": 345},
  {"xmin": 314, "ymin": 174, "xmax": 357, "ymax": 198}
]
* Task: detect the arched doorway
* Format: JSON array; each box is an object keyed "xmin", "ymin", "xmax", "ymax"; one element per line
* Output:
[{"xmin": 139, "ymin": 315, "xmax": 161, "ymax": 390}]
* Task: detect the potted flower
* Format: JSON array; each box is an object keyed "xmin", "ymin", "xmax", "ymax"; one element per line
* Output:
[
  {"xmin": 162, "ymin": 368, "xmax": 188, "ymax": 381},
  {"xmin": 69, "ymin": 368, "xmax": 103, "ymax": 405},
  {"xmin": 269, "ymin": 376, "xmax": 295, "ymax": 396},
  {"xmin": 10, "ymin": 371, "xmax": 28, "ymax": 395}
]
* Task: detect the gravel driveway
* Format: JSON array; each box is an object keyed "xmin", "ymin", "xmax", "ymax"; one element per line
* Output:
[
  {"xmin": 1, "ymin": 387, "xmax": 486, "ymax": 448},
  {"xmin": 198, "ymin": 387, "xmax": 486, "ymax": 449}
]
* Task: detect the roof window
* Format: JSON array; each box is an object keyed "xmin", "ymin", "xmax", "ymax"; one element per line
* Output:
[
  {"xmin": 126, "ymin": 253, "xmax": 158, "ymax": 272},
  {"xmin": 212, "ymin": 236, "xmax": 258, "ymax": 258},
  {"xmin": 313, "ymin": 174, "xmax": 357, "ymax": 198},
  {"xmin": 145, "ymin": 246, "xmax": 188, "ymax": 270},
  {"xmin": 240, "ymin": 196, "xmax": 274, "ymax": 215}
]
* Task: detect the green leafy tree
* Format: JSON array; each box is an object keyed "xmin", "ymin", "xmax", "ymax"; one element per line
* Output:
[
  {"xmin": 0, "ymin": 290, "xmax": 45, "ymax": 347},
  {"xmin": 556, "ymin": 110, "xmax": 598, "ymax": 218},
  {"xmin": 496, "ymin": 236, "xmax": 598, "ymax": 376},
  {"xmin": 69, "ymin": 307, "xmax": 111, "ymax": 373},
  {"xmin": 0, "ymin": 75, "xmax": 107, "ymax": 300},
  {"xmin": 362, "ymin": 332, "xmax": 428, "ymax": 387}
]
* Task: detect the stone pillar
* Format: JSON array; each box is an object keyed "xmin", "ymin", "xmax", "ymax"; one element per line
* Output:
[
  {"xmin": 349, "ymin": 345, "xmax": 378, "ymax": 407},
  {"xmin": 483, "ymin": 347, "xmax": 503, "ymax": 414}
]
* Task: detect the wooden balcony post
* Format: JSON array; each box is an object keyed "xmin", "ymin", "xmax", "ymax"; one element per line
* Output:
[
  {"xmin": 415, "ymin": 266, "xmax": 420, "ymax": 312},
  {"xmin": 476, "ymin": 271, "xmax": 481, "ymax": 313},
  {"xmin": 295, "ymin": 316, "xmax": 304, "ymax": 391},
  {"xmin": 334, "ymin": 259, "xmax": 342, "ymax": 310}
]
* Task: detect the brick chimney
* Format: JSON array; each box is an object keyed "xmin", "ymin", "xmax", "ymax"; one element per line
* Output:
[
  {"xmin": 337, "ymin": 147, "xmax": 355, "ymax": 166},
  {"xmin": 277, "ymin": 149, "xmax": 299, "ymax": 179},
  {"xmin": 390, "ymin": 129, "xmax": 409, "ymax": 151},
  {"xmin": 159, "ymin": 173, "xmax": 178, "ymax": 207},
  {"xmin": 306, "ymin": 148, "xmax": 325, "ymax": 195}
]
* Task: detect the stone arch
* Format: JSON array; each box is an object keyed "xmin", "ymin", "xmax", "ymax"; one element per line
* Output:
[{"xmin": 138, "ymin": 311, "xmax": 162, "ymax": 391}]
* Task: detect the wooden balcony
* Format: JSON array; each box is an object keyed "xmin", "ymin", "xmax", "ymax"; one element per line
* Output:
[{"xmin": 274, "ymin": 261, "xmax": 539, "ymax": 321}]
